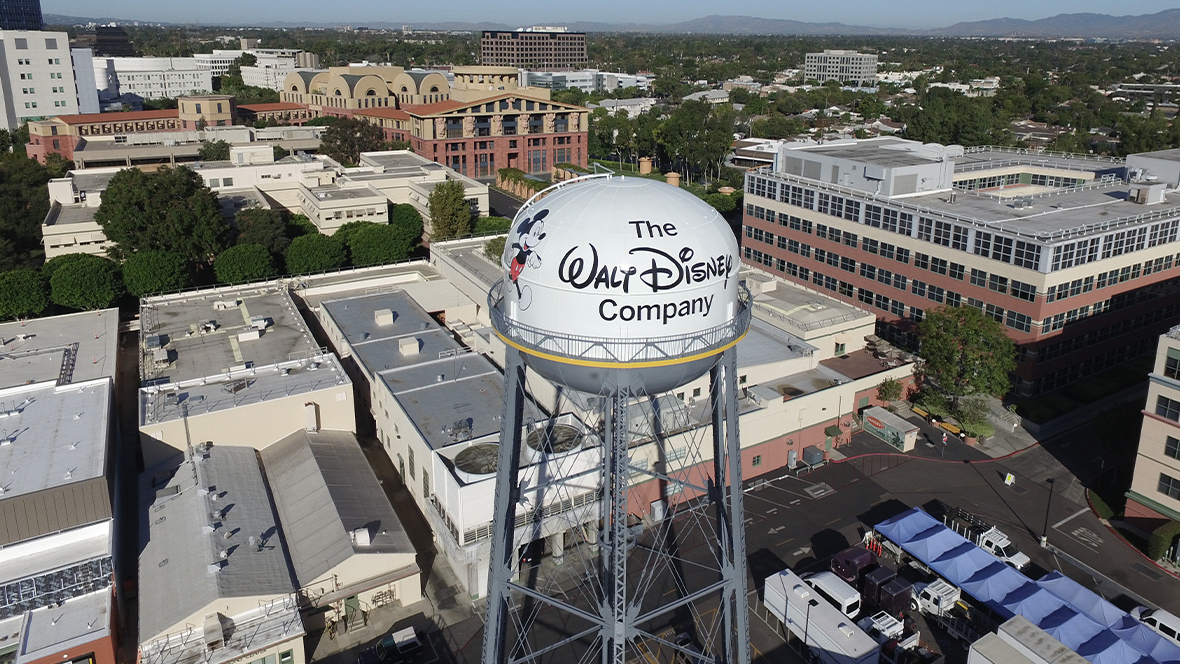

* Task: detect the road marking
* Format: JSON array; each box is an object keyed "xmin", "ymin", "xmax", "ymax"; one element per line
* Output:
[
  {"xmin": 768, "ymin": 526, "xmax": 785, "ymax": 535},
  {"xmin": 791, "ymin": 546, "xmax": 812, "ymax": 557},
  {"xmin": 766, "ymin": 507, "xmax": 778, "ymax": 515},
  {"xmin": 778, "ymin": 538, "xmax": 794, "ymax": 547},
  {"xmin": 790, "ymin": 499, "xmax": 801, "ymax": 505},
  {"xmin": 825, "ymin": 518, "xmax": 840, "ymax": 526},
  {"xmin": 1053, "ymin": 507, "xmax": 1090, "ymax": 530},
  {"xmin": 1070, "ymin": 526, "xmax": 1103, "ymax": 548}
]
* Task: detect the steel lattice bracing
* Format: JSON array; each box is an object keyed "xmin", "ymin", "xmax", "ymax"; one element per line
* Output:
[{"xmin": 481, "ymin": 347, "xmax": 750, "ymax": 664}]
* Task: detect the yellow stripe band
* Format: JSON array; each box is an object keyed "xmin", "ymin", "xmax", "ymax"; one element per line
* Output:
[{"xmin": 493, "ymin": 330, "xmax": 747, "ymax": 369}]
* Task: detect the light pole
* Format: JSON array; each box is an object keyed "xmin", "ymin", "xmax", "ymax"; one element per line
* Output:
[
  {"xmin": 1041, "ymin": 477, "xmax": 1055, "ymax": 547},
  {"xmin": 802, "ymin": 598, "xmax": 819, "ymax": 655}
]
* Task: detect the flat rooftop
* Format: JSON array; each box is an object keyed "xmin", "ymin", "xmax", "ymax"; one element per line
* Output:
[
  {"xmin": 745, "ymin": 270, "xmax": 872, "ymax": 333},
  {"xmin": 139, "ymin": 285, "xmax": 348, "ymax": 426},
  {"xmin": 306, "ymin": 185, "xmax": 383, "ymax": 201},
  {"xmin": 140, "ymin": 286, "xmax": 321, "ymax": 383},
  {"xmin": 18, "ymin": 588, "xmax": 111, "ymax": 664},
  {"xmin": 44, "ymin": 205, "xmax": 97, "ymax": 227},
  {"xmin": 321, "ymin": 291, "xmax": 505, "ymax": 451},
  {"xmin": 0, "ymin": 309, "xmax": 118, "ymax": 388},
  {"xmin": 736, "ymin": 319, "xmax": 816, "ymax": 369},
  {"xmin": 0, "ymin": 380, "xmax": 109, "ymax": 502},
  {"xmin": 797, "ymin": 138, "xmax": 940, "ymax": 168},
  {"xmin": 359, "ymin": 151, "xmax": 445, "ymax": 172},
  {"xmin": 138, "ymin": 445, "xmax": 294, "ymax": 644},
  {"xmin": 68, "ymin": 170, "xmax": 120, "ymax": 193}
]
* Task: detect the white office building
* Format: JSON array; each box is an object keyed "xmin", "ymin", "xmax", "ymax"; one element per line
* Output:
[
  {"xmin": 520, "ymin": 68, "xmax": 651, "ymax": 94},
  {"xmin": 93, "ymin": 56, "xmax": 213, "ymax": 100},
  {"xmin": 804, "ymin": 50, "xmax": 878, "ymax": 87},
  {"xmin": 0, "ymin": 30, "xmax": 99, "ymax": 129}
]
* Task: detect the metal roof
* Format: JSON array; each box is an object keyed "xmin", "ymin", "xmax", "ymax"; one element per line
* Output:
[
  {"xmin": 0, "ymin": 309, "xmax": 118, "ymax": 388},
  {"xmin": 260, "ymin": 429, "xmax": 413, "ymax": 587},
  {"xmin": 138, "ymin": 445, "xmax": 295, "ymax": 643}
]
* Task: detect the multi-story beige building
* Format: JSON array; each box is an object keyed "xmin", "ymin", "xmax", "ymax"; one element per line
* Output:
[
  {"xmin": 178, "ymin": 94, "xmax": 236, "ymax": 129},
  {"xmin": 1126, "ymin": 327, "xmax": 1180, "ymax": 557},
  {"xmin": 804, "ymin": 50, "xmax": 878, "ymax": 87},
  {"xmin": 480, "ymin": 28, "xmax": 587, "ymax": 70}
]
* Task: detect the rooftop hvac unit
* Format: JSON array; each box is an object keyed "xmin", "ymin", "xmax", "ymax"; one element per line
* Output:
[
  {"xmin": 304, "ymin": 402, "xmax": 319, "ymax": 432},
  {"xmin": 212, "ymin": 299, "xmax": 241, "ymax": 311},
  {"xmin": 350, "ymin": 526, "xmax": 372, "ymax": 547},
  {"xmin": 237, "ymin": 329, "xmax": 261, "ymax": 342},
  {"xmin": 398, "ymin": 337, "xmax": 419, "ymax": 357},
  {"xmin": 374, "ymin": 309, "xmax": 395, "ymax": 326}
]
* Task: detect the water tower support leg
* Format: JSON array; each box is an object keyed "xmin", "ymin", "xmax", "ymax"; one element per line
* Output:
[
  {"xmin": 602, "ymin": 388, "xmax": 631, "ymax": 664},
  {"xmin": 482, "ymin": 347, "xmax": 528, "ymax": 664},
  {"xmin": 711, "ymin": 347, "xmax": 751, "ymax": 664}
]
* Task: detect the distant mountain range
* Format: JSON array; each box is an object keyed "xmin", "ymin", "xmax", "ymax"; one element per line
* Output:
[{"xmin": 41, "ymin": 8, "xmax": 1180, "ymax": 40}]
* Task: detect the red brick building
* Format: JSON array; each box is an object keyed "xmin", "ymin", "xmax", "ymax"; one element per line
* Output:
[
  {"xmin": 237, "ymin": 102, "xmax": 312, "ymax": 126},
  {"xmin": 356, "ymin": 93, "xmax": 590, "ymax": 178},
  {"xmin": 26, "ymin": 109, "xmax": 180, "ymax": 164}
]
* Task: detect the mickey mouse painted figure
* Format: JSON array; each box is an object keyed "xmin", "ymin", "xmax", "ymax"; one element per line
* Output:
[{"xmin": 508, "ymin": 209, "xmax": 548, "ymax": 310}]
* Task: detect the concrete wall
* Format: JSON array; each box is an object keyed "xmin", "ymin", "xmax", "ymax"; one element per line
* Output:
[{"xmin": 139, "ymin": 383, "xmax": 356, "ymax": 468}]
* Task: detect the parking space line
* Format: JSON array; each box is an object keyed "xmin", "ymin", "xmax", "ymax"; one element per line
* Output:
[{"xmin": 1052, "ymin": 507, "xmax": 1089, "ymax": 530}]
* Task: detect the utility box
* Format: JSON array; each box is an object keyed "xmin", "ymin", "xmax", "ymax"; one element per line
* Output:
[{"xmin": 861, "ymin": 406, "xmax": 919, "ymax": 452}]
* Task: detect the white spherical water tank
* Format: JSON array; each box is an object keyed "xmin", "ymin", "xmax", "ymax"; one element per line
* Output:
[{"xmin": 491, "ymin": 175, "xmax": 748, "ymax": 394}]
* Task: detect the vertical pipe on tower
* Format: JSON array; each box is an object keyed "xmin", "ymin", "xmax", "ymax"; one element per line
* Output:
[{"xmin": 723, "ymin": 347, "xmax": 752, "ymax": 664}]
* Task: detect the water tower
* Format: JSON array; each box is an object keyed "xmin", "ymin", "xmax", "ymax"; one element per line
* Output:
[{"xmin": 483, "ymin": 175, "xmax": 752, "ymax": 664}]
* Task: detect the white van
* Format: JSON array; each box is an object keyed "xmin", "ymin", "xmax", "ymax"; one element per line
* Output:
[
  {"xmin": 802, "ymin": 570, "xmax": 862, "ymax": 618},
  {"xmin": 1133, "ymin": 606, "xmax": 1180, "ymax": 646}
]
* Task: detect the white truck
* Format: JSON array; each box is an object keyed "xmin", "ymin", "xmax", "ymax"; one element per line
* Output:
[
  {"xmin": 912, "ymin": 579, "xmax": 993, "ymax": 645},
  {"xmin": 857, "ymin": 612, "xmax": 944, "ymax": 664},
  {"xmin": 764, "ymin": 568, "xmax": 881, "ymax": 664},
  {"xmin": 927, "ymin": 500, "xmax": 1030, "ymax": 570}
]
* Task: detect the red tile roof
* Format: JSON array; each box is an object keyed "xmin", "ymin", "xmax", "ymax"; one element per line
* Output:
[
  {"xmin": 238, "ymin": 102, "xmax": 308, "ymax": 113},
  {"xmin": 55, "ymin": 109, "xmax": 178, "ymax": 125},
  {"xmin": 355, "ymin": 107, "xmax": 412, "ymax": 120},
  {"xmin": 402, "ymin": 99, "xmax": 466, "ymax": 116}
]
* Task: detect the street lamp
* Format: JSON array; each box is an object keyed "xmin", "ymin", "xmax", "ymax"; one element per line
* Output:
[
  {"xmin": 1041, "ymin": 477, "xmax": 1055, "ymax": 547},
  {"xmin": 802, "ymin": 598, "xmax": 819, "ymax": 654}
]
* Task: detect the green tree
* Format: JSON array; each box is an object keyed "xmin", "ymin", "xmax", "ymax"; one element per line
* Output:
[
  {"xmin": 0, "ymin": 152, "xmax": 58, "ymax": 270},
  {"xmin": 235, "ymin": 208, "xmax": 290, "ymax": 257},
  {"xmin": 41, "ymin": 252, "xmax": 90, "ymax": 280},
  {"xmin": 484, "ymin": 236, "xmax": 506, "ymax": 262},
  {"xmin": 474, "ymin": 216, "xmax": 512, "ymax": 235},
  {"xmin": 198, "ymin": 139, "xmax": 231, "ymax": 161},
  {"xmin": 876, "ymin": 377, "xmax": 903, "ymax": 403},
  {"xmin": 0, "ymin": 269, "xmax": 47, "ymax": 319},
  {"xmin": 273, "ymin": 144, "xmax": 290, "ymax": 160},
  {"xmin": 427, "ymin": 180, "xmax": 472, "ymax": 240},
  {"xmin": 390, "ymin": 203, "xmax": 424, "ymax": 249},
  {"xmin": 918, "ymin": 305, "xmax": 1016, "ymax": 403},
  {"xmin": 703, "ymin": 192, "xmax": 737, "ymax": 213},
  {"xmin": 333, "ymin": 220, "xmax": 377, "ymax": 257},
  {"xmin": 286, "ymin": 214, "xmax": 319, "ymax": 239},
  {"xmin": 348, "ymin": 224, "xmax": 411, "ymax": 266},
  {"xmin": 286, "ymin": 234, "xmax": 346, "ymax": 274},
  {"xmin": 214, "ymin": 244, "xmax": 276, "ymax": 284},
  {"xmin": 49, "ymin": 255, "xmax": 124, "ymax": 310},
  {"xmin": 95, "ymin": 166, "xmax": 229, "ymax": 263},
  {"xmin": 320, "ymin": 117, "xmax": 387, "ymax": 166},
  {"xmin": 122, "ymin": 250, "xmax": 190, "ymax": 297}
]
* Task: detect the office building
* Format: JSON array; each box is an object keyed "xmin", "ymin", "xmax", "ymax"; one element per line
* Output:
[
  {"xmin": 0, "ymin": 30, "xmax": 99, "ymax": 130},
  {"xmin": 804, "ymin": 50, "xmax": 878, "ymax": 87},
  {"xmin": 0, "ymin": 0, "xmax": 40, "ymax": 31},
  {"xmin": 93, "ymin": 57, "xmax": 213, "ymax": 101},
  {"xmin": 72, "ymin": 25, "xmax": 134, "ymax": 57},
  {"xmin": 520, "ymin": 69, "xmax": 651, "ymax": 94},
  {"xmin": 739, "ymin": 137, "xmax": 1180, "ymax": 395},
  {"xmin": 481, "ymin": 28, "xmax": 586, "ymax": 70},
  {"xmin": 0, "ymin": 309, "xmax": 120, "ymax": 664},
  {"xmin": 1125, "ymin": 327, "xmax": 1180, "ymax": 549}
]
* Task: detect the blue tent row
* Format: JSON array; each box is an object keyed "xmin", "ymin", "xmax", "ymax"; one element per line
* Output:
[{"xmin": 875, "ymin": 508, "xmax": 1176, "ymax": 664}]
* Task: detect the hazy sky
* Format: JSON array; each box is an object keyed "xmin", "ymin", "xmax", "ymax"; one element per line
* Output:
[{"xmin": 41, "ymin": 0, "xmax": 1180, "ymax": 30}]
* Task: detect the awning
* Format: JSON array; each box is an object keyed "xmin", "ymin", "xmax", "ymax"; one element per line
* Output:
[{"xmin": 824, "ymin": 425, "xmax": 842, "ymax": 437}]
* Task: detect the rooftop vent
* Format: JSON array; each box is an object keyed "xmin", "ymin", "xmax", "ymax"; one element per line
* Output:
[
  {"xmin": 213, "ymin": 299, "xmax": 241, "ymax": 311},
  {"xmin": 399, "ymin": 337, "xmax": 420, "ymax": 357},
  {"xmin": 350, "ymin": 526, "xmax": 373, "ymax": 547},
  {"xmin": 374, "ymin": 309, "xmax": 395, "ymax": 326},
  {"xmin": 526, "ymin": 424, "xmax": 583, "ymax": 455}
]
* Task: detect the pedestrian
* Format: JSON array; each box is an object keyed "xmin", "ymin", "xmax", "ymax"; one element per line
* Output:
[{"xmin": 941, "ymin": 432, "xmax": 948, "ymax": 445}]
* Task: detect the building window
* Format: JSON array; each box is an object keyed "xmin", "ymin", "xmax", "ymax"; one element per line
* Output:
[
  {"xmin": 1166, "ymin": 436, "xmax": 1180, "ymax": 461},
  {"xmin": 279, "ymin": 652, "xmax": 293, "ymax": 664},
  {"xmin": 408, "ymin": 448, "xmax": 416, "ymax": 478},
  {"xmin": 835, "ymin": 342, "xmax": 846, "ymax": 355},
  {"xmin": 1159, "ymin": 473, "xmax": 1180, "ymax": 501},
  {"xmin": 1166, "ymin": 349, "xmax": 1180, "ymax": 379},
  {"xmin": 752, "ymin": 455, "xmax": 762, "ymax": 467},
  {"xmin": 1157, "ymin": 396, "xmax": 1180, "ymax": 422},
  {"xmin": 423, "ymin": 471, "xmax": 429, "ymax": 498}
]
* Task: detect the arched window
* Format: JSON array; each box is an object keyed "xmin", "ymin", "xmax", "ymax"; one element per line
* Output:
[
  {"xmin": 430, "ymin": 85, "xmax": 439, "ymax": 93},
  {"xmin": 401, "ymin": 86, "xmax": 408, "ymax": 92},
  {"xmin": 334, "ymin": 89, "xmax": 342, "ymax": 96},
  {"xmin": 291, "ymin": 85, "xmax": 299, "ymax": 92}
]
